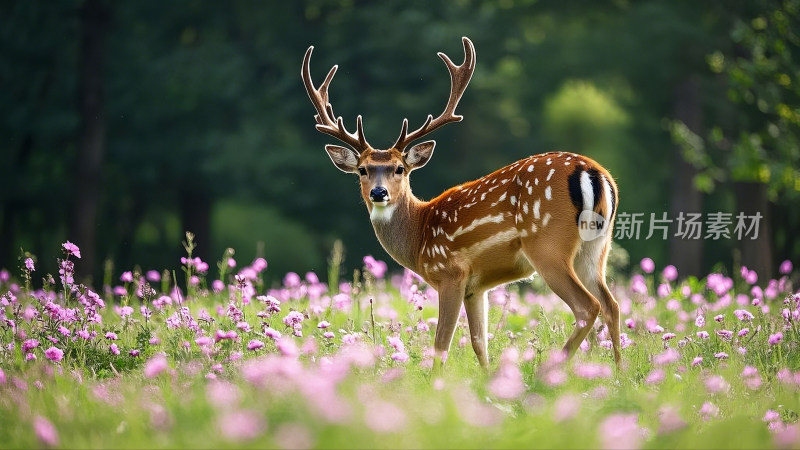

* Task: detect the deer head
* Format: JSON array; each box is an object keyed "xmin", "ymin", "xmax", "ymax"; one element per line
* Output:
[{"xmin": 301, "ymin": 37, "xmax": 476, "ymax": 217}]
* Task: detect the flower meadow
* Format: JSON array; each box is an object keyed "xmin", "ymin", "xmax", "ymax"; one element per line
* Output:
[{"xmin": 1, "ymin": 237, "xmax": 799, "ymax": 449}]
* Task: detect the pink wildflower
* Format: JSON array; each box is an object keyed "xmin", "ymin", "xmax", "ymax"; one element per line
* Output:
[
  {"xmin": 33, "ymin": 416, "xmax": 59, "ymax": 446},
  {"xmin": 25, "ymin": 258, "xmax": 35, "ymax": 272},
  {"xmin": 109, "ymin": 344, "xmax": 120, "ymax": 355},
  {"xmin": 143, "ymin": 354, "xmax": 168, "ymax": 378},
  {"xmin": 691, "ymin": 356, "xmax": 703, "ymax": 366},
  {"xmin": 716, "ymin": 329, "xmax": 733, "ymax": 340},
  {"xmin": 247, "ymin": 340, "xmax": 265, "ymax": 351},
  {"xmin": 364, "ymin": 400, "xmax": 407, "ymax": 433},
  {"xmin": 764, "ymin": 409, "xmax": 781, "ymax": 423},
  {"xmin": 769, "ymin": 332, "xmax": 783, "ymax": 345},
  {"xmin": 217, "ymin": 410, "xmax": 265, "ymax": 442},
  {"xmin": 44, "ymin": 347, "xmax": 63, "ymax": 363},
  {"xmin": 363, "ymin": 255, "xmax": 388, "ymax": 279},
  {"xmin": 699, "ymin": 401, "xmax": 719, "ymax": 420},
  {"xmin": 645, "ymin": 368, "xmax": 665, "ymax": 385},
  {"xmin": 598, "ymin": 413, "xmax": 643, "ymax": 450},
  {"xmin": 662, "ymin": 265, "xmax": 678, "ymax": 281},
  {"xmin": 264, "ymin": 327, "xmax": 281, "ymax": 340},
  {"xmin": 734, "ymin": 309, "xmax": 754, "ymax": 321},
  {"xmin": 704, "ymin": 375, "xmax": 730, "ymax": 394},
  {"xmin": 658, "ymin": 405, "xmax": 687, "ymax": 434},
  {"xmin": 391, "ymin": 352, "xmax": 409, "ymax": 362},
  {"xmin": 779, "ymin": 260, "xmax": 793, "ymax": 275},
  {"xmin": 714, "ymin": 352, "xmax": 729, "ymax": 359},
  {"xmin": 553, "ymin": 393, "xmax": 582, "ymax": 422},
  {"xmin": 654, "ymin": 348, "xmax": 680, "ymax": 366},
  {"xmin": 62, "ymin": 241, "xmax": 81, "ymax": 259},
  {"xmin": 120, "ymin": 271, "xmax": 134, "ymax": 283},
  {"xmin": 640, "ymin": 257, "xmax": 655, "ymax": 274}
]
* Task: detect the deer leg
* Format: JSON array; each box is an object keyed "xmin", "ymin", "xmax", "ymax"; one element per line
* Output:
[
  {"xmin": 464, "ymin": 290, "xmax": 489, "ymax": 368},
  {"xmin": 532, "ymin": 258, "xmax": 601, "ymax": 358},
  {"xmin": 433, "ymin": 278, "xmax": 466, "ymax": 370},
  {"xmin": 596, "ymin": 281, "xmax": 621, "ymax": 365},
  {"xmin": 573, "ymin": 239, "xmax": 621, "ymax": 366}
]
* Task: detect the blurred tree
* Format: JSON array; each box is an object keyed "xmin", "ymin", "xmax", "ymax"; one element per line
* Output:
[{"xmin": 70, "ymin": 0, "xmax": 110, "ymax": 281}]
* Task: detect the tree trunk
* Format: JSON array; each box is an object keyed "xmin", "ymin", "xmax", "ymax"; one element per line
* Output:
[
  {"xmin": 179, "ymin": 190, "xmax": 212, "ymax": 264},
  {"xmin": 668, "ymin": 77, "xmax": 704, "ymax": 278},
  {"xmin": 69, "ymin": 0, "xmax": 109, "ymax": 282},
  {"xmin": 734, "ymin": 181, "xmax": 773, "ymax": 279}
]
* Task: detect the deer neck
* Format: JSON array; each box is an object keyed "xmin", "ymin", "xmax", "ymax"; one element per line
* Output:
[{"xmin": 369, "ymin": 191, "xmax": 426, "ymax": 272}]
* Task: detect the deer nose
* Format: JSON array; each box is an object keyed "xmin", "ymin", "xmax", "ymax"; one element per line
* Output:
[{"xmin": 370, "ymin": 186, "xmax": 389, "ymax": 203}]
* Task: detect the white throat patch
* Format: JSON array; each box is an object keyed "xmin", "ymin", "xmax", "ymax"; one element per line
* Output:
[{"xmin": 370, "ymin": 203, "xmax": 397, "ymax": 222}]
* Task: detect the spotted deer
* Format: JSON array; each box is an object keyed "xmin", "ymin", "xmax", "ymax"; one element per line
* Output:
[{"xmin": 302, "ymin": 37, "xmax": 621, "ymax": 368}]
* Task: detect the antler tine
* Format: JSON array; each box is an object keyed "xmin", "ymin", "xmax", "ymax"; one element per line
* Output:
[
  {"xmin": 302, "ymin": 45, "xmax": 369, "ymax": 152},
  {"xmin": 394, "ymin": 37, "xmax": 476, "ymax": 152}
]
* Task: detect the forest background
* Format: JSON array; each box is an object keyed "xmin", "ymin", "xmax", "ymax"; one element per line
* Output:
[{"xmin": 2, "ymin": 0, "xmax": 798, "ymax": 284}]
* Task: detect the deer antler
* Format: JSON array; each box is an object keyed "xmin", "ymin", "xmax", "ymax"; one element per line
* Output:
[
  {"xmin": 302, "ymin": 46, "xmax": 369, "ymax": 152},
  {"xmin": 392, "ymin": 37, "xmax": 476, "ymax": 152}
]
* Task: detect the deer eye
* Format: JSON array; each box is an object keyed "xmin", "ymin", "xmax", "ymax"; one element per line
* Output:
[
  {"xmin": 358, "ymin": 167, "xmax": 367, "ymax": 176},
  {"xmin": 395, "ymin": 166, "xmax": 405, "ymax": 175}
]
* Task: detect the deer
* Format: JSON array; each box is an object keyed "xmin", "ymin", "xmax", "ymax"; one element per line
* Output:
[{"xmin": 302, "ymin": 37, "xmax": 621, "ymax": 369}]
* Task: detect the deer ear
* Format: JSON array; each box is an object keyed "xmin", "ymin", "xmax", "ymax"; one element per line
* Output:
[
  {"xmin": 404, "ymin": 140, "xmax": 435, "ymax": 170},
  {"xmin": 325, "ymin": 145, "xmax": 360, "ymax": 173}
]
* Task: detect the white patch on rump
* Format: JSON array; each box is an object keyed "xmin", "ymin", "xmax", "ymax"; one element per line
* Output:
[
  {"xmin": 580, "ymin": 170, "xmax": 594, "ymax": 211},
  {"xmin": 602, "ymin": 174, "xmax": 613, "ymax": 225}
]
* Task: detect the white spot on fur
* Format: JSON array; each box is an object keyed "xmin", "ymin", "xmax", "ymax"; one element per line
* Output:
[
  {"xmin": 533, "ymin": 199, "xmax": 540, "ymax": 219},
  {"xmin": 527, "ymin": 165, "xmax": 534, "ymax": 172},
  {"xmin": 522, "ymin": 202, "xmax": 529, "ymax": 214},
  {"xmin": 444, "ymin": 213, "xmax": 505, "ymax": 241},
  {"xmin": 545, "ymin": 186, "xmax": 552, "ymax": 200},
  {"xmin": 461, "ymin": 228, "xmax": 518, "ymax": 259},
  {"xmin": 510, "ymin": 195, "xmax": 517, "ymax": 205},
  {"xmin": 542, "ymin": 212, "xmax": 552, "ymax": 227},
  {"xmin": 546, "ymin": 168, "xmax": 555, "ymax": 181}
]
